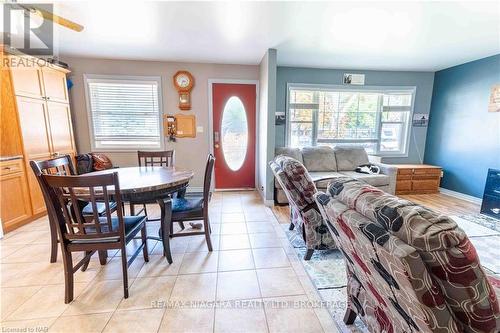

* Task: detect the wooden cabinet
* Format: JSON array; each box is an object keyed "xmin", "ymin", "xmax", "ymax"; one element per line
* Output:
[
  {"xmin": 1, "ymin": 51, "xmax": 75, "ymax": 233},
  {"xmin": 42, "ymin": 67, "xmax": 69, "ymax": 103},
  {"xmin": 16, "ymin": 96, "xmax": 52, "ymax": 158},
  {"xmin": 46, "ymin": 102, "xmax": 75, "ymax": 154},
  {"xmin": 9, "ymin": 62, "xmax": 44, "ymax": 99},
  {"xmin": 394, "ymin": 164, "xmax": 442, "ymax": 195},
  {"xmin": 0, "ymin": 159, "xmax": 32, "ymax": 232}
]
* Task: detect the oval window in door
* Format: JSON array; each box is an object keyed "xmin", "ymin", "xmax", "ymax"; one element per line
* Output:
[{"xmin": 221, "ymin": 96, "xmax": 248, "ymax": 171}]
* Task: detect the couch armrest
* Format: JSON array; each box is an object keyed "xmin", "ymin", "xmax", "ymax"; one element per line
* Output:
[{"xmin": 371, "ymin": 162, "xmax": 397, "ymax": 195}]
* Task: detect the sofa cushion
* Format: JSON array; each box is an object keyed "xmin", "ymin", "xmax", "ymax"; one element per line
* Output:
[
  {"xmin": 302, "ymin": 146, "xmax": 337, "ymax": 172},
  {"xmin": 339, "ymin": 171, "xmax": 390, "ymax": 187},
  {"xmin": 275, "ymin": 147, "xmax": 303, "ymax": 163},
  {"xmin": 309, "ymin": 171, "xmax": 344, "ymax": 188},
  {"xmin": 334, "ymin": 146, "xmax": 369, "ymax": 171}
]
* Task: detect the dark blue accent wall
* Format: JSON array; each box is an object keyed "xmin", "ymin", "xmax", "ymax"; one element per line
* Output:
[{"xmin": 424, "ymin": 55, "xmax": 500, "ymax": 198}]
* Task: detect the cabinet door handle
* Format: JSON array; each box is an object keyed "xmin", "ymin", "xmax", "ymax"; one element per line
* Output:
[
  {"xmin": 46, "ymin": 97, "xmax": 51, "ymax": 100},
  {"xmin": 3, "ymin": 167, "xmax": 11, "ymax": 170}
]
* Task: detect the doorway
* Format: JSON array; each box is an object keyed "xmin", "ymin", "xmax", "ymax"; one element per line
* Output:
[{"xmin": 210, "ymin": 82, "xmax": 257, "ymax": 190}]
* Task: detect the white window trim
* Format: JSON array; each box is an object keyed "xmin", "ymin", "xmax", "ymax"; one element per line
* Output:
[
  {"xmin": 285, "ymin": 83, "xmax": 416, "ymax": 157},
  {"xmin": 84, "ymin": 74, "xmax": 164, "ymax": 152}
]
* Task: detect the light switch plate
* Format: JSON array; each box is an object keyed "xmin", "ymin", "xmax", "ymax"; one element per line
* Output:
[{"xmin": 196, "ymin": 126, "xmax": 204, "ymax": 133}]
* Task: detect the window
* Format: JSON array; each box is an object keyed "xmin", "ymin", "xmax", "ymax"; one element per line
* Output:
[
  {"xmin": 287, "ymin": 85, "xmax": 415, "ymax": 156},
  {"xmin": 85, "ymin": 75, "xmax": 163, "ymax": 150}
]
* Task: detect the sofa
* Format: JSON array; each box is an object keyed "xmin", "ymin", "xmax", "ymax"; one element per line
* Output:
[
  {"xmin": 269, "ymin": 155, "xmax": 336, "ymax": 260},
  {"xmin": 315, "ymin": 177, "xmax": 500, "ymax": 333},
  {"xmin": 274, "ymin": 146, "xmax": 397, "ymax": 204}
]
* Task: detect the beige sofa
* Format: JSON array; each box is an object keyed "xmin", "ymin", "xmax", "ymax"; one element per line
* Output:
[{"xmin": 274, "ymin": 146, "xmax": 397, "ymax": 204}]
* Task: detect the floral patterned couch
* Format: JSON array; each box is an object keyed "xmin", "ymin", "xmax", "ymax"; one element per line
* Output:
[
  {"xmin": 315, "ymin": 177, "xmax": 500, "ymax": 333},
  {"xmin": 269, "ymin": 155, "xmax": 337, "ymax": 260}
]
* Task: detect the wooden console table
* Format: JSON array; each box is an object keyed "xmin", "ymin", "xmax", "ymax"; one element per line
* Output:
[{"xmin": 393, "ymin": 164, "xmax": 442, "ymax": 195}]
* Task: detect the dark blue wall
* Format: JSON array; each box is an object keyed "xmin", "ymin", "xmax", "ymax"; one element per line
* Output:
[{"xmin": 425, "ymin": 55, "xmax": 500, "ymax": 198}]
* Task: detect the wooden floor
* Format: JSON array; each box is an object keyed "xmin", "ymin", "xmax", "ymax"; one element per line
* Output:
[{"xmin": 272, "ymin": 192, "xmax": 480, "ymax": 224}]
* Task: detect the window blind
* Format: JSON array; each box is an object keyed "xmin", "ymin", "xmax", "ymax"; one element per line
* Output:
[{"xmin": 86, "ymin": 78, "xmax": 162, "ymax": 149}]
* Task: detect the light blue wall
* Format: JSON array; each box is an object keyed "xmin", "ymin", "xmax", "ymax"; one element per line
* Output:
[
  {"xmin": 275, "ymin": 67, "xmax": 435, "ymax": 164},
  {"xmin": 424, "ymin": 55, "xmax": 500, "ymax": 198}
]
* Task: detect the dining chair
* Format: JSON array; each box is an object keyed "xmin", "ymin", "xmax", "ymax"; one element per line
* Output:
[
  {"xmin": 41, "ymin": 172, "xmax": 149, "ymax": 303},
  {"xmin": 157, "ymin": 154, "xmax": 215, "ymax": 264},
  {"xmin": 30, "ymin": 155, "xmax": 118, "ymax": 264},
  {"xmin": 134, "ymin": 150, "xmax": 182, "ymax": 225}
]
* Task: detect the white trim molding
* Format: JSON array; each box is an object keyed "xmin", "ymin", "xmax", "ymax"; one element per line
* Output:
[{"xmin": 439, "ymin": 187, "xmax": 483, "ymax": 205}]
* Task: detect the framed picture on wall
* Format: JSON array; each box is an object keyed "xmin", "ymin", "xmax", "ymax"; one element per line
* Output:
[{"xmin": 488, "ymin": 84, "xmax": 500, "ymax": 112}]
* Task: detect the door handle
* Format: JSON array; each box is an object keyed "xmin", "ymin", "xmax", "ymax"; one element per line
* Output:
[{"xmin": 214, "ymin": 144, "xmax": 220, "ymax": 149}]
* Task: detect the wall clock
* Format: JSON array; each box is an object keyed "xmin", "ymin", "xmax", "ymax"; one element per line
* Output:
[{"xmin": 173, "ymin": 70, "xmax": 194, "ymax": 110}]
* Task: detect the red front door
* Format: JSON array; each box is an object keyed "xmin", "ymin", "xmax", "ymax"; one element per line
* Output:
[{"xmin": 212, "ymin": 83, "xmax": 256, "ymax": 189}]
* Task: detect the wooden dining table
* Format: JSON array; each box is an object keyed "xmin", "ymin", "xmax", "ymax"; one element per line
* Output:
[{"xmin": 89, "ymin": 166, "xmax": 194, "ymax": 259}]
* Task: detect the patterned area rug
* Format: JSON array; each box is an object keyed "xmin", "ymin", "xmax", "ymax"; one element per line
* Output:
[{"xmin": 451, "ymin": 214, "xmax": 500, "ymax": 274}]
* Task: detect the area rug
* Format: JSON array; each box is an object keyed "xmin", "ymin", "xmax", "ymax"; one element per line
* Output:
[{"xmin": 451, "ymin": 214, "xmax": 500, "ymax": 274}]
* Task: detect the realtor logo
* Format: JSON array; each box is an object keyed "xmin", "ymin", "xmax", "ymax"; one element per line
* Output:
[{"xmin": 3, "ymin": 3, "xmax": 54, "ymax": 56}]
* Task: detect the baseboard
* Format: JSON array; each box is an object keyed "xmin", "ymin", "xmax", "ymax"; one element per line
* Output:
[
  {"xmin": 263, "ymin": 199, "xmax": 274, "ymax": 207},
  {"xmin": 439, "ymin": 187, "xmax": 483, "ymax": 205}
]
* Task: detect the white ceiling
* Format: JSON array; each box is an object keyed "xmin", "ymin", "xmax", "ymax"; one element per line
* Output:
[{"xmin": 15, "ymin": 1, "xmax": 500, "ymax": 71}]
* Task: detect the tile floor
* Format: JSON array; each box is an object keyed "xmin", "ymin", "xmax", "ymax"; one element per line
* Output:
[{"xmin": 0, "ymin": 191, "xmax": 339, "ymax": 333}]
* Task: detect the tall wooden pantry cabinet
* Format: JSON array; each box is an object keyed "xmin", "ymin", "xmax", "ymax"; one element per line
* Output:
[{"xmin": 0, "ymin": 49, "xmax": 76, "ymax": 233}]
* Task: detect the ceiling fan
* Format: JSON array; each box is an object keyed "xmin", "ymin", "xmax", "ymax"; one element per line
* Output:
[{"xmin": 13, "ymin": 1, "xmax": 84, "ymax": 32}]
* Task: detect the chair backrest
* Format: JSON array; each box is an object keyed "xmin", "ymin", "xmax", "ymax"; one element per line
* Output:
[
  {"xmin": 41, "ymin": 172, "xmax": 125, "ymax": 242},
  {"xmin": 138, "ymin": 150, "xmax": 175, "ymax": 167},
  {"xmin": 269, "ymin": 155, "xmax": 317, "ymax": 211},
  {"xmin": 203, "ymin": 154, "xmax": 216, "ymax": 207},
  {"xmin": 30, "ymin": 155, "xmax": 76, "ymax": 177},
  {"xmin": 30, "ymin": 155, "xmax": 77, "ymax": 223}
]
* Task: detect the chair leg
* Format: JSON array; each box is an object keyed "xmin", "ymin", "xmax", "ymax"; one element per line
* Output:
[
  {"xmin": 49, "ymin": 220, "xmax": 58, "ymax": 263},
  {"xmin": 141, "ymin": 225, "xmax": 149, "ymax": 262},
  {"xmin": 289, "ymin": 222, "xmax": 295, "ymax": 231},
  {"xmin": 158, "ymin": 199, "xmax": 173, "ymax": 264},
  {"xmin": 203, "ymin": 216, "xmax": 213, "ymax": 252},
  {"xmin": 62, "ymin": 251, "xmax": 74, "ymax": 304},
  {"xmin": 304, "ymin": 249, "xmax": 314, "ymax": 260},
  {"xmin": 98, "ymin": 250, "xmax": 108, "ymax": 265},
  {"xmin": 343, "ymin": 308, "xmax": 357, "ymax": 325},
  {"xmin": 81, "ymin": 251, "xmax": 92, "ymax": 271},
  {"xmin": 120, "ymin": 246, "xmax": 129, "ymax": 299}
]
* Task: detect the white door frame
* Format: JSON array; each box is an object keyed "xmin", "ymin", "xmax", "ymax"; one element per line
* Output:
[{"xmin": 207, "ymin": 79, "xmax": 259, "ymax": 190}]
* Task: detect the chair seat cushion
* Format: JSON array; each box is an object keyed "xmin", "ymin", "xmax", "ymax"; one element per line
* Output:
[
  {"xmin": 339, "ymin": 171, "xmax": 390, "ymax": 187},
  {"xmin": 97, "ymin": 215, "xmax": 145, "ymax": 236},
  {"xmin": 72, "ymin": 215, "xmax": 146, "ymax": 243},
  {"xmin": 172, "ymin": 197, "xmax": 203, "ymax": 212},
  {"xmin": 82, "ymin": 201, "xmax": 117, "ymax": 215}
]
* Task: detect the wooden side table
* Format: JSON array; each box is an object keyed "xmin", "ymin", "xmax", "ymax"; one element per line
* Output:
[{"xmin": 392, "ymin": 164, "xmax": 442, "ymax": 195}]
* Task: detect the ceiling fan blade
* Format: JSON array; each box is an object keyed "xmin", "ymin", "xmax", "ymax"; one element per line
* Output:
[{"xmin": 22, "ymin": 5, "xmax": 84, "ymax": 32}]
